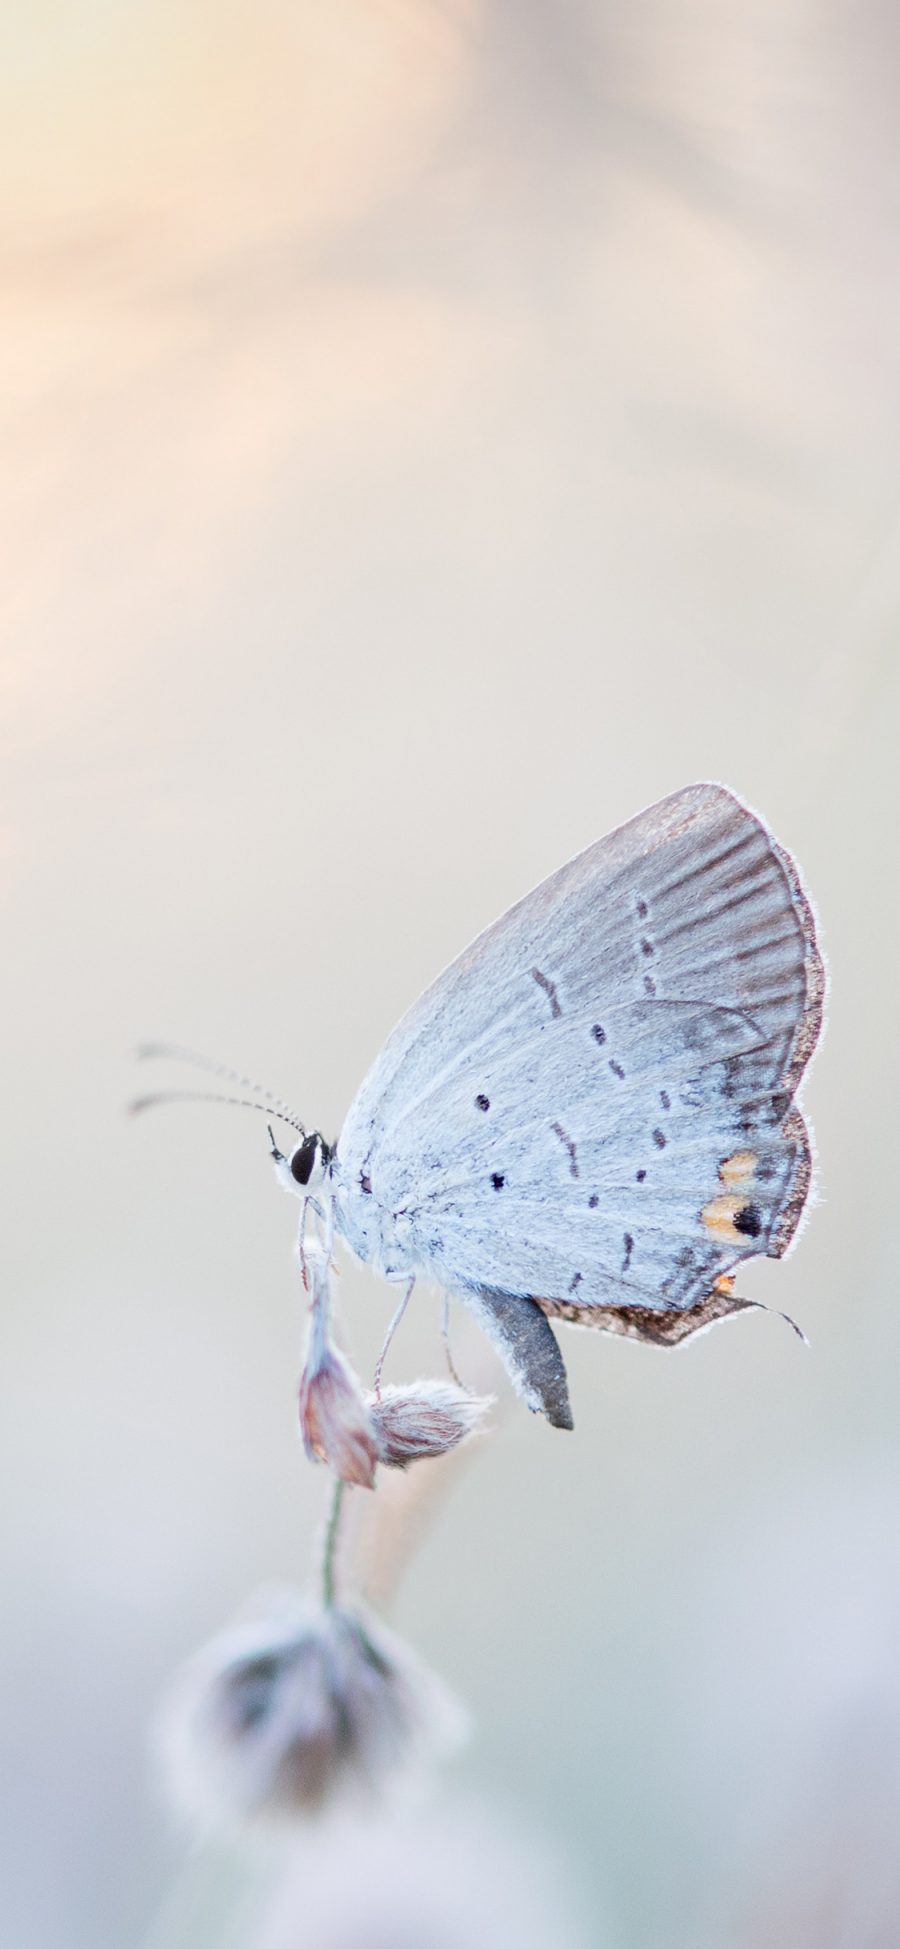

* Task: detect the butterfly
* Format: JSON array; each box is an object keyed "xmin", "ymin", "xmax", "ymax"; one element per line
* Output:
[{"xmin": 138, "ymin": 784, "xmax": 824, "ymax": 1429}]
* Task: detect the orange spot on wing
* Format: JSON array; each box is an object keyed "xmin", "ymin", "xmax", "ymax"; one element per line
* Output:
[
  {"xmin": 700, "ymin": 1151, "xmax": 763, "ymax": 1240},
  {"xmin": 701, "ymin": 1193, "xmax": 749, "ymax": 1240},
  {"xmin": 719, "ymin": 1149, "xmax": 758, "ymax": 1188}
]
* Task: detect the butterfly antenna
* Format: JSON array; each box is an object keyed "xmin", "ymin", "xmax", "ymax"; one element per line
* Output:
[
  {"xmin": 137, "ymin": 1041, "xmax": 306, "ymax": 1134},
  {"xmin": 128, "ymin": 1088, "xmax": 307, "ymax": 1135}
]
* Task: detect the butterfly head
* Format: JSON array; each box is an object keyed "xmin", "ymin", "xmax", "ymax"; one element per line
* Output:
[{"xmin": 269, "ymin": 1126, "xmax": 333, "ymax": 1198}]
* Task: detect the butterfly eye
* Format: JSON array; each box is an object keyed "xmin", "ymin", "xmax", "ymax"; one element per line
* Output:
[{"xmin": 290, "ymin": 1135, "xmax": 319, "ymax": 1186}]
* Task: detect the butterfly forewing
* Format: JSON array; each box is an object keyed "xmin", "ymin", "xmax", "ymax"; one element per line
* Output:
[{"xmin": 334, "ymin": 784, "xmax": 823, "ymax": 1325}]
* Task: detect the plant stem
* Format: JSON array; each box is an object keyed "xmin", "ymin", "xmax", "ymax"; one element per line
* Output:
[{"xmin": 321, "ymin": 1475, "xmax": 346, "ymax": 1608}]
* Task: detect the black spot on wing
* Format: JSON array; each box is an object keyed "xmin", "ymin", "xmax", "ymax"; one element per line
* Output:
[
  {"xmin": 550, "ymin": 1121, "xmax": 579, "ymax": 1178},
  {"xmin": 734, "ymin": 1202, "xmax": 763, "ymax": 1238},
  {"xmin": 532, "ymin": 968, "xmax": 562, "ymax": 1018}
]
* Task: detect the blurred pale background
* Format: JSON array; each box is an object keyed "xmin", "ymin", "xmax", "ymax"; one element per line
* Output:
[{"xmin": 3, "ymin": 3, "xmax": 900, "ymax": 1945}]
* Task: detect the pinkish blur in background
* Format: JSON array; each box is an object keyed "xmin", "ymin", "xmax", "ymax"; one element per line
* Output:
[{"xmin": 3, "ymin": 4, "xmax": 900, "ymax": 1945}]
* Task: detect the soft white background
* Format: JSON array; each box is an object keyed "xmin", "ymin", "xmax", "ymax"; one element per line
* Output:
[{"xmin": 3, "ymin": 4, "xmax": 900, "ymax": 1945}]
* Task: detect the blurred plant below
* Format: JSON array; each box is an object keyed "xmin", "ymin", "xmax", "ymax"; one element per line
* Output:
[
  {"xmin": 249, "ymin": 1802, "xmax": 594, "ymax": 1949},
  {"xmin": 150, "ymin": 1187, "xmax": 519, "ymax": 1945},
  {"xmin": 158, "ymin": 1587, "xmax": 466, "ymax": 1830}
]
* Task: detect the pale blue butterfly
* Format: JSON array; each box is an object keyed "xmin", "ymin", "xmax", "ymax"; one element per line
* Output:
[{"xmin": 138, "ymin": 784, "xmax": 824, "ymax": 1429}]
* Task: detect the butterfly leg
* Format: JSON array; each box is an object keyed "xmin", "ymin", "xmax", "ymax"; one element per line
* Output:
[
  {"xmin": 297, "ymin": 1193, "xmax": 335, "ymax": 1291},
  {"xmin": 441, "ymin": 1291, "xmax": 465, "ymax": 1389},
  {"xmin": 373, "ymin": 1275, "xmax": 416, "ymax": 1398},
  {"xmin": 296, "ymin": 1200, "xmax": 310, "ymax": 1291}
]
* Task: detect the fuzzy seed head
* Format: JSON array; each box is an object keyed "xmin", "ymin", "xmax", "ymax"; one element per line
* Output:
[{"xmin": 369, "ymin": 1381, "xmax": 494, "ymax": 1468}]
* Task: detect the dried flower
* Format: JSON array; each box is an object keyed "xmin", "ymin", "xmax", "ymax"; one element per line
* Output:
[
  {"xmin": 369, "ymin": 1380, "xmax": 493, "ymax": 1467},
  {"xmin": 299, "ymin": 1343, "xmax": 378, "ymax": 1488},
  {"xmin": 297, "ymin": 1238, "xmax": 378, "ymax": 1488},
  {"xmin": 157, "ymin": 1590, "xmax": 467, "ymax": 1830}
]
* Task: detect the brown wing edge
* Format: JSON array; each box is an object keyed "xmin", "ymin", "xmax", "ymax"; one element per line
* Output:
[
  {"xmin": 768, "ymin": 1105, "xmax": 814, "ymax": 1260},
  {"xmin": 764, "ymin": 821, "xmax": 826, "ymax": 1258},
  {"xmin": 536, "ymin": 1282, "xmax": 757, "ymax": 1344},
  {"xmin": 768, "ymin": 826, "xmax": 826, "ymax": 1095}
]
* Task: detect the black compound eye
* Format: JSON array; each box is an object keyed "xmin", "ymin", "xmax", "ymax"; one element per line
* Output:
[{"xmin": 290, "ymin": 1135, "xmax": 318, "ymax": 1186}]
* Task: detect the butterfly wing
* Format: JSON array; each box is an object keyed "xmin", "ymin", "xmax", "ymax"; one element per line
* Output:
[{"xmin": 334, "ymin": 784, "xmax": 823, "ymax": 1376}]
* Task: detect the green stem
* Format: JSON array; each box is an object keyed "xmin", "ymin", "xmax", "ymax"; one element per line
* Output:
[{"xmin": 321, "ymin": 1475, "xmax": 346, "ymax": 1608}]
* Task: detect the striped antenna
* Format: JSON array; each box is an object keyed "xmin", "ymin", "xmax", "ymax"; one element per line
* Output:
[
  {"xmin": 133, "ymin": 1042, "xmax": 306, "ymax": 1136},
  {"xmin": 129, "ymin": 1089, "xmax": 307, "ymax": 1135}
]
